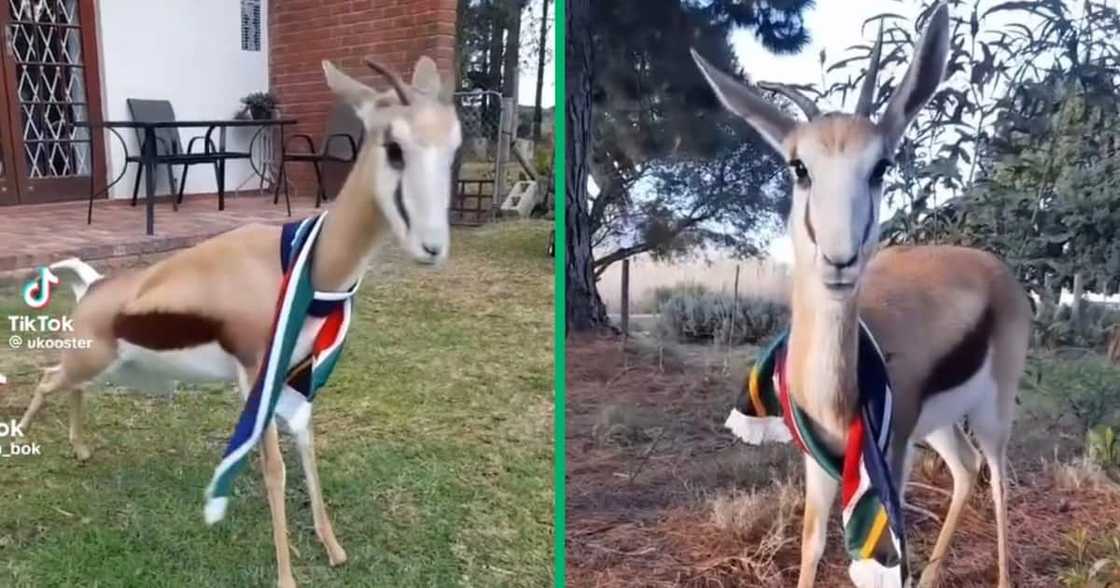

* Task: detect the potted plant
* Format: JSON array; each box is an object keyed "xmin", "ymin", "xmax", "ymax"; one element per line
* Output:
[{"xmin": 238, "ymin": 91, "xmax": 277, "ymax": 120}]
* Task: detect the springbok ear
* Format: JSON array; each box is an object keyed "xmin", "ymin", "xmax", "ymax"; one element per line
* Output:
[
  {"xmin": 411, "ymin": 56, "xmax": 442, "ymax": 97},
  {"xmin": 879, "ymin": 3, "xmax": 950, "ymax": 147},
  {"xmin": 690, "ymin": 48, "xmax": 796, "ymax": 155},
  {"xmin": 323, "ymin": 60, "xmax": 377, "ymax": 112}
]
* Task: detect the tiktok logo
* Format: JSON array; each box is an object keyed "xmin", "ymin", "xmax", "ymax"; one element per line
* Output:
[{"xmin": 22, "ymin": 266, "xmax": 59, "ymax": 309}]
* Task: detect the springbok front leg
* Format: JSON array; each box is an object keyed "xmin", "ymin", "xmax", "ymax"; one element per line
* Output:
[
  {"xmin": 262, "ymin": 423, "xmax": 297, "ymax": 588},
  {"xmin": 68, "ymin": 388, "xmax": 92, "ymax": 462},
  {"xmin": 236, "ymin": 364, "xmax": 297, "ymax": 588},
  {"xmin": 918, "ymin": 425, "xmax": 981, "ymax": 587},
  {"xmin": 799, "ymin": 456, "xmax": 839, "ymax": 588},
  {"xmin": 293, "ymin": 422, "xmax": 347, "ymax": 566}
]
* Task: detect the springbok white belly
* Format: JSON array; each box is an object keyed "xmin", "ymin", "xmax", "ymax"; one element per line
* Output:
[
  {"xmin": 102, "ymin": 341, "xmax": 241, "ymax": 392},
  {"xmin": 100, "ymin": 315, "xmax": 327, "ymax": 394}
]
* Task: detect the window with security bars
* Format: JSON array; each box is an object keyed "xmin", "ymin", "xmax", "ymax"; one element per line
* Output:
[{"xmin": 241, "ymin": 0, "xmax": 261, "ymax": 52}]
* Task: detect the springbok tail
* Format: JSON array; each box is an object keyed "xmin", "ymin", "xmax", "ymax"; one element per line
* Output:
[{"xmin": 49, "ymin": 257, "xmax": 104, "ymax": 301}]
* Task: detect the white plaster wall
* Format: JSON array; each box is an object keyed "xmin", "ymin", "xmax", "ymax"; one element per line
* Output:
[{"xmin": 95, "ymin": 1, "xmax": 269, "ymax": 199}]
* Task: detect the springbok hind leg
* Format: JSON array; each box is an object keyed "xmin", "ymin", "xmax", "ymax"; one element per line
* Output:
[
  {"xmin": 293, "ymin": 423, "xmax": 348, "ymax": 566},
  {"xmin": 262, "ymin": 424, "xmax": 297, "ymax": 588},
  {"xmin": 918, "ymin": 425, "xmax": 981, "ymax": 587},
  {"xmin": 20, "ymin": 365, "xmax": 92, "ymax": 461},
  {"xmin": 18, "ymin": 365, "xmax": 66, "ymax": 432},
  {"xmin": 972, "ymin": 409, "xmax": 1013, "ymax": 588},
  {"xmin": 20, "ymin": 341, "xmax": 115, "ymax": 461}
]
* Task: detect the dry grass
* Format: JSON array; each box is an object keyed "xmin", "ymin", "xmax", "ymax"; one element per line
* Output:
[
  {"xmin": 1047, "ymin": 457, "xmax": 1120, "ymax": 493},
  {"xmin": 566, "ymin": 333, "xmax": 1120, "ymax": 587},
  {"xmin": 597, "ymin": 254, "xmax": 791, "ymax": 313}
]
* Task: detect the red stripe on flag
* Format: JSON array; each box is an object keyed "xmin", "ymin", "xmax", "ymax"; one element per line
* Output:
[
  {"xmin": 313, "ymin": 307, "xmax": 344, "ymax": 356},
  {"xmin": 250, "ymin": 269, "xmax": 295, "ymax": 386},
  {"xmin": 776, "ymin": 356, "xmax": 808, "ymax": 454},
  {"xmin": 841, "ymin": 417, "xmax": 864, "ymax": 507}
]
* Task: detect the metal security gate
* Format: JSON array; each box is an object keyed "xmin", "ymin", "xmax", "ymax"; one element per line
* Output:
[{"xmin": 0, "ymin": 0, "xmax": 104, "ymax": 204}]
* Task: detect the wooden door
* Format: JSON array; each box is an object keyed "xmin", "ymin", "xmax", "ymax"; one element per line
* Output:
[
  {"xmin": 0, "ymin": 59, "xmax": 19, "ymax": 205},
  {"xmin": 0, "ymin": 0, "xmax": 104, "ymax": 204}
]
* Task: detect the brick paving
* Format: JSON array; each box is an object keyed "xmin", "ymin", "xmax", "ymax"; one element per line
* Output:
[{"xmin": 0, "ymin": 193, "xmax": 324, "ymax": 273}]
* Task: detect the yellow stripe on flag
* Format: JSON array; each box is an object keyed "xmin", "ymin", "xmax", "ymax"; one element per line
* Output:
[
  {"xmin": 748, "ymin": 366, "xmax": 767, "ymax": 417},
  {"xmin": 860, "ymin": 508, "xmax": 889, "ymax": 559}
]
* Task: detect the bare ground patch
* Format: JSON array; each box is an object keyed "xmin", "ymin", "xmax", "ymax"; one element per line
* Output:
[{"xmin": 566, "ymin": 334, "xmax": 1120, "ymax": 587}]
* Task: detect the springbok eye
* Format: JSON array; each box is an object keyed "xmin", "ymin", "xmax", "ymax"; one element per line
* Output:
[
  {"xmin": 789, "ymin": 159, "xmax": 811, "ymax": 186},
  {"xmin": 384, "ymin": 141, "xmax": 404, "ymax": 170},
  {"xmin": 870, "ymin": 159, "xmax": 893, "ymax": 185}
]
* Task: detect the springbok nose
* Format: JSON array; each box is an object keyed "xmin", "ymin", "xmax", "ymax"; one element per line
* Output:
[
  {"xmin": 422, "ymin": 243, "xmax": 441, "ymax": 257},
  {"xmin": 822, "ymin": 251, "xmax": 858, "ymax": 269}
]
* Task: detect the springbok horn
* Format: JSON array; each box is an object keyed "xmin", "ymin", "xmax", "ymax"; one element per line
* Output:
[
  {"xmin": 756, "ymin": 81, "xmax": 821, "ymax": 120},
  {"xmin": 855, "ymin": 23, "xmax": 884, "ymax": 117},
  {"xmin": 364, "ymin": 58, "xmax": 411, "ymax": 106}
]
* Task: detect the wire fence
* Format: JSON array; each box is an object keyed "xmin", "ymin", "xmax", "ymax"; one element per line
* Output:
[
  {"xmin": 451, "ymin": 90, "xmax": 505, "ymax": 225},
  {"xmin": 450, "ymin": 90, "xmax": 552, "ymax": 226}
]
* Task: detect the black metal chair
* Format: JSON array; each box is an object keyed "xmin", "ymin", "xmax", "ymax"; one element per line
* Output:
[
  {"xmin": 274, "ymin": 102, "xmax": 363, "ymax": 208},
  {"xmin": 125, "ymin": 99, "xmax": 235, "ymax": 210}
]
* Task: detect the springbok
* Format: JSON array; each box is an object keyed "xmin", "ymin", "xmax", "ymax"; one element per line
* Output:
[
  {"xmin": 693, "ymin": 5, "xmax": 1029, "ymax": 588},
  {"xmin": 16, "ymin": 56, "xmax": 462, "ymax": 588}
]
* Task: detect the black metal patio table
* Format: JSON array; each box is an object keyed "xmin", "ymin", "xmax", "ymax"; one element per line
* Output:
[{"xmin": 74, "ymin": 118, "xmax": 299, "ymax": 235}]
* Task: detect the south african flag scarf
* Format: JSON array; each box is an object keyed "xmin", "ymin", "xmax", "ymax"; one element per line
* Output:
[
  {"xmin": 724, "ymin": 321, "xmax": 908, "ymax": 583},
  {"xmin": 204, "ymin": 213, "xmax": 356, "ymax": 524}
]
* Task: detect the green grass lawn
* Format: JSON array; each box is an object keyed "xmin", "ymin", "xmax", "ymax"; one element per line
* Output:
[{"xmin": 0, "ymin": 221, "xmax": 554, "ymax": 587}]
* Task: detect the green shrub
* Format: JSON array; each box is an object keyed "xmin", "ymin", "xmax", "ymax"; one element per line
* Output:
[
  {"xmin": 651, "ymin": 281, "xmax": 709, "ymax": 310},
  {"xmin": 1086, "ymin": 425, "xmax": 1119, "ymax": 470},
  {"xmin": 1030, "ymin": 356, "xmax": 1120, "ymax": 432},
  {"xmin": 1037, "ymin": 301, "xmax": 1120, "ymax": 350},
  {"xmin": 656, "ymin": 283, "xmax": 788, "ymax": 345}
]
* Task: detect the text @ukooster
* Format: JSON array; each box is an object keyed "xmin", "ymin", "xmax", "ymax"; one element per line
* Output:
[{"xmin": 7, "ymin": 314, "xmax": 94, "ymax": 351}]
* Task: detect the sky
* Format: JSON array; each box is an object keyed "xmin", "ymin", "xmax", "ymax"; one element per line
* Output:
[
  {"xmin": 731, "ymin": 1, "xmax": 921, "ymax": 107},
  {"xmin": 517, "ymin": 0, "xmax": 555, "ymax": 108}
]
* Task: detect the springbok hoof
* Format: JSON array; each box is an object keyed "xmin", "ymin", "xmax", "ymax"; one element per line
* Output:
[
  {"xmin": 72, "ymin": 444, "xmax": 91, "ymax": 462},
  {"xmin": 328, "ymin": 545, "xmax": 348, "ymax": 567},
  {"xmin": 917, "ymin": 565, "xmax": 940, "ymax": 588}
]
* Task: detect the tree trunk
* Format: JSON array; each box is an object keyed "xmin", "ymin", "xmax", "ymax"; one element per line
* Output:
[
  {"xmin": 1071, "ymin": 271, "xmax": 1085, "ymax": 330},
  {"xmin": 566, "ymin": 0, "xmax": 608, "ymax": 332},
  {"xmin": 455, "ymin": 0, "xmax": 469, "ymax": 88},
  {"xmin": 485, "ymin": 4, "xmax": 505, "ymax": 122},
  {"xmin": 502, "ymin": 1, "xmax": 525, "ymax": 99},
  {"xmin": 532, "ymin": 0, "xmax": 550, "ymax": 143},
  {"xmin": 1037, "ymin": 273, "xmax": 1055, "ymax": 322},
  {"xmin": 486, "ymin": 5, "xmax": 504, "ymax": 87}
]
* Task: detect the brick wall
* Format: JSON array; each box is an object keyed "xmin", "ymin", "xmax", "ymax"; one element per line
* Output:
[{"xmin": 269, "ymin": 0, "xmax": 457, "ymax": 195}]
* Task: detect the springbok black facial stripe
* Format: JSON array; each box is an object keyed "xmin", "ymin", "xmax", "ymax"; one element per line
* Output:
[
  {"xmin": 394, "ymin": 184, "xmax": 410, "ymax": 229},
  {"xmin": 803, "ymin": 193, "xmax": 817, "ymax": 245},
  {"xmin": 861, "ymin": 191, "xmax": 874, "ymax": 247}
]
